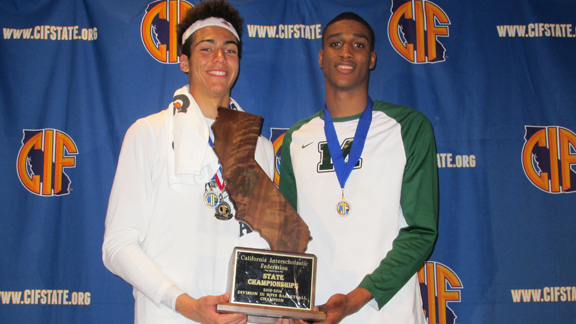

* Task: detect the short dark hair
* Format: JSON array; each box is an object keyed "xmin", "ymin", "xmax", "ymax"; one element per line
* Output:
[
  {"xmin": 322, "ymin": 12, "xmax": 375, "ymax": 51},
  {"xmin": 177, "ymin": 0, "xmax": 244, "ymax": 58}
]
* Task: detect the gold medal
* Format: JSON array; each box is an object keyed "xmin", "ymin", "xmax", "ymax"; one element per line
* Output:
[
  {"xmin": 215, "ymin": 201, "xmax": 233, "ymax": 220},
  {"xmin": 203, "ymin": 191, "xmax": 219, "ymax": 208},
  {"xmin": 336, "ymin": 200, "xmax": 351, "ymax": 216},
  {"xmin": 336, "ymin": 189, "xmax": 351, "ymax": 216}
]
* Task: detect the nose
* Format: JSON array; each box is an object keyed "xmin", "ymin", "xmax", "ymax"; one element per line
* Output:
[
  {"xmin": 340, "ymin": 43, "xmax": 353, "ymax": 59},
  {"xmin": 213, "ymin": 47, "xmax": 226, "ymax": 63}
]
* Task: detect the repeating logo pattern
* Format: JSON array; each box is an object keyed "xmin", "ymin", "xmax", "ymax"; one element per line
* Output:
[
  {"xmin": 141, "ymin": 0, "xmax": 193, "ymax": 64},
  {"xmin": 522, "ymin": 126, "xmax": 576, "ymax": 193},
  {"xmin": 418, "ymin": 261, "xmax": 462, "ymax": 324},
  {"xmin": 388, "ymin": 0, "xmax": 450, "ymax": 63},
  {"xmin": 16, "ymin": 129, "xmax": 78, "ymax": 196}
]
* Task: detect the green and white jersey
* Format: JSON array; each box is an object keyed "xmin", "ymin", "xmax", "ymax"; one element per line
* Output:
[{"xmin": 279, "ymin": 100, "xmax": 438, "ymax": 324}]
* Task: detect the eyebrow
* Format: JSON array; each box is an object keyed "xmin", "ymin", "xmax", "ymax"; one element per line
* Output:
[
  {"xmin": 195, "ymin": 38, "xmax": 239, "ymax": 47},
  {"xmin": 326, "ymin": 32, "xmax": 370, "ymax": 42}
]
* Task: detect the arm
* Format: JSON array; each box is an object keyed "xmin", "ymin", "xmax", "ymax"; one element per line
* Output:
[
  {"xmin": 358, "ymin": 111, "xmax": 439, "ymax": 308},
  {"xmin": 102, "ymin": 119, "xmax": 179, "ymax": 306},
  {"xmin": 278, "ymin": 129, "xmax": 297, "ymax": 210},
  {"xmin": 103, "ymin": 120, "xmax": 247, "ymax": 323},
  {"xmin": 256, "ymin": 136, "xmax": 276, "ymax": 180}
]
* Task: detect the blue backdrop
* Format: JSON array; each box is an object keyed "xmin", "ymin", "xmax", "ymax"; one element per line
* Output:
[{"xmin": 1, "ymin": 0, "xmax": 575, "ymax": 323}]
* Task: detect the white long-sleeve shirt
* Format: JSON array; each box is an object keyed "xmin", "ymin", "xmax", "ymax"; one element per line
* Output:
[{"xmin": 103, "ymin": 100, "xmax": 274, "ymax": 323}]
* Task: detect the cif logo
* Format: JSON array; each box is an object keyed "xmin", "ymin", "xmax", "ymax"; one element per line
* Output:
[
  {"xmin": 418, "ymin": 261, "xmax": 462, "ymax": 324},
  {"xmin": 16, "ymin": 129, "xmax": 79, "ymax": 196},
  {"xmin": 270, "ymin": 128, "xmax": 288, "ymax": 187},
  {"xmin": 141, "ymin": 0, "xmax": 193, "ymax": 64},
  {"xmin": 522, "ymin": 126, "xmax": 576, "ymax": 193},
  {"xmin": 388, "ymin": 0, "xmax": 450, "ymax": 63}
]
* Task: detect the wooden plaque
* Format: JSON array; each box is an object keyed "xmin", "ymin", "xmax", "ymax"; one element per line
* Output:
[
  {"xmin": 211, "ymin": 108, "xmax": 312, "ymax": 254},
  {"xmin": 212, "ymin": 108, "xmax": 325, "ymax": 322}
]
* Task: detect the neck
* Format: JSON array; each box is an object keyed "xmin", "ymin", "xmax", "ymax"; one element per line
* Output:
[
  {"xmin": 189, "ymin": 89, "xmax": 230, "ymax": 119},
  {"xmin": 325, "ymin": 86, "xmax": 368, "ymax": 118}
]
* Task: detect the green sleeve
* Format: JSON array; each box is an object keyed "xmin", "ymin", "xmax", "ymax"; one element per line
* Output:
[
  {"xmin": 359, "ymin": 104, "xmax": 439, "ymax": 309},
  {"xmin": 278, "ymin": 127, "xmax": 298, "ymax": 210}
]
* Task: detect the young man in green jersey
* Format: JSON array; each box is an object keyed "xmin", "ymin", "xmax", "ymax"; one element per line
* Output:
[{"xmin": 279, "ymin": 12, "xmax": 439, "ymax": 324}]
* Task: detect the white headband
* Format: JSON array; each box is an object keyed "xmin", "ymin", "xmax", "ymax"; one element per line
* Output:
[{"xmin": 181, "ymin": 17, "xmax": 240, "ymax": 45}]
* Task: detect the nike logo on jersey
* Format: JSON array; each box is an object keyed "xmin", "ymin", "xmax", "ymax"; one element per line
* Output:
[{"xmin": 302, "ymin": 142, "xmax": 314, "ymax": 148}]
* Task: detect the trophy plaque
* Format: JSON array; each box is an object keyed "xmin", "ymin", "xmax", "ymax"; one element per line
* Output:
[{"xmin": 212, "ymin": 108, "xmax": 325, "ymax": 323}]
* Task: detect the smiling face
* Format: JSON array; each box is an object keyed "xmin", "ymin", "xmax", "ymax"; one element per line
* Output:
[
  {"xmin": 319, "ymin": 19, "xmax": 376, "ymax": 94},
  {"xmin": 180, "ymin": 25, "xmax": 239, "ymax": 104}
]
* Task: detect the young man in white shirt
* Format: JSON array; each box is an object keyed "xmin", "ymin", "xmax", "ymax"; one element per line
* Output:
[{"xmin": 103, "ymin": 1, "xmax": 274, "ymax": 323}]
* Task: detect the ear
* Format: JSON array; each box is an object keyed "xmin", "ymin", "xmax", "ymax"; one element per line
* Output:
[
  {"xmin": 318, "ymin": 49, "xmax": 323, "ymax": 69},
  {"xmin": 369, "ymin": 51, "xmax": 376, "ymax": 70},
  {"xmin": 180, "ymin": 54, "xmax": 189, "ymax": 73}
]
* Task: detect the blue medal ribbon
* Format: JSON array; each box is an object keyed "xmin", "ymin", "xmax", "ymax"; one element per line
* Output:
[{"xmin": 323, "ymin": 96, "xmax": 373, "ymax": 192}]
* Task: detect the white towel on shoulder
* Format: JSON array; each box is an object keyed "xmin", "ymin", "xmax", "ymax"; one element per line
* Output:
[{"xmin": 166, "ymin": 85, "xmax": 243, "ymax": 191}]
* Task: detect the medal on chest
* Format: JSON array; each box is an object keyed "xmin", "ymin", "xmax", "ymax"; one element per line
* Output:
[
  {"xmin": 323, "ymin": 97, "xmax": 373, "ymax": 217},
  {"xmin": 203, "ymin": 184, "xmax": 219, "ymax": 208},
  {"xmin": 336, "ymin": 189, "xmax": 352, "ymax": 216},
  {"xmin": 203, "ymin": 137, "xmax": 234, "ymax": 221},
  {"xmin": 214, "ymin": 200, "xmax": 232, "ymax": 220}
]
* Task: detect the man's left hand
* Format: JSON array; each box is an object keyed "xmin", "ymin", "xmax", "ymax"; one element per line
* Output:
[{"xmin": 313, "ymin": 287, "xmax": 373, "ymax": 324}]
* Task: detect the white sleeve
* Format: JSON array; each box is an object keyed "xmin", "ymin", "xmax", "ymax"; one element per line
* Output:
[
  {"xmin": 102, "ymin": 119, "xmax": 177, "ymax": 308},
  {"xmin": 255, "ymin": 135, "xmax": 275, "ymax": 180}
]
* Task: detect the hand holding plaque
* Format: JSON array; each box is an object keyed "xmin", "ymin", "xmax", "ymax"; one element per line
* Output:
[{"xmin": 212, "ymin": 108, "xmax": 325, "ymax": 323}]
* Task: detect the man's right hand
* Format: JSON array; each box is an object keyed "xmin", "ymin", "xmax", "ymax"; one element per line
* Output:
[{"xmin": 176, "ymin": 293, "xmax": 247, "ymax": 324}]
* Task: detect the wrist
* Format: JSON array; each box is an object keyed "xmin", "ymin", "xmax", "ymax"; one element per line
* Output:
[
  {"xmin": 175, "ymin": 294, "xmax": 198, "ymax": 319},
  {"xmin": 163, "ymin": 285, "xmax": 186, "ymax": 310},
  {"xmin": 345, "ymin": 287, "xmax": 373, "ymax": 315}
]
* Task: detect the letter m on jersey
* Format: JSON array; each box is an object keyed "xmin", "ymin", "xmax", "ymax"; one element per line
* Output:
[
  {"xmin": 388, "ymin": 0, "xmax": 450, "ymax": 63},
  {"xmin": 317, "ymin": 139, "xmax": 363, "ymax": 172}
]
